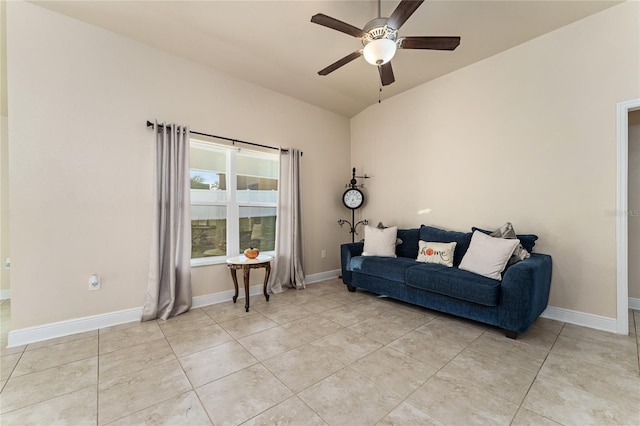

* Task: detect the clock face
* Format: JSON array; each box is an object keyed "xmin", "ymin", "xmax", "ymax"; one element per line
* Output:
[{"xmin": 343, "ymin": 188, "xmax": 364, "ymax": 209}]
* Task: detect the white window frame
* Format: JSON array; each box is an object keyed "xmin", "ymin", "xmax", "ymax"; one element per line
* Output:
[{"xmin": 190, "ymin": 139, "xmax": 278, "ymax": 267}]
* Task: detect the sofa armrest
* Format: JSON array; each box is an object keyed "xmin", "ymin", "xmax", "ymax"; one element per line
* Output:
[
  {"xmin": 498, "ymin": 253, "xmax": 553, "ymax": 333},
  {"xmin": 340, "ymin": 242, "xmax": 364, "ymax": 285}
]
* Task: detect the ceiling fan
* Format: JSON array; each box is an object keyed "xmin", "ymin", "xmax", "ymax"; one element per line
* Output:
[{"xmin": 311, "ymin": 0, "xmax": 461, "ymax": 86}]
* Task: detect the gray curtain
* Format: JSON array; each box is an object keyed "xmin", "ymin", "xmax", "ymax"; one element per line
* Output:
[
  {"xmin": 268, "ymin": 148, "xmax": 305, "ymax": 293},
  {"xmin": 142, "ymin": 121, "xmax": 192, "ymax": 321}
]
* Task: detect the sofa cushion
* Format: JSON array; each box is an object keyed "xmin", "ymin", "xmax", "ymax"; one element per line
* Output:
[
  {"xmin": 362, "ymin": 225, "xmax": 398, "ymax": 257},
  {"xmin": 396, "ymin": 228, "xmax": 420, "ymax": 258},
  {"xmin": 419, "ymin": 226, "xmax": 472, "ymax": 266},
  {"xmin": 405, "ymin": 263, "xmax": 501, "ymax": 307},
  {"xmin": 350, "ymin": 256, "xmax": 418, "ymax": 283}
]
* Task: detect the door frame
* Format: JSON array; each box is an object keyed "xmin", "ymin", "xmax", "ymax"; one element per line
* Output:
[{"xmin": 616, "ymin": 98, "xmax": 640, "ymax": 334}]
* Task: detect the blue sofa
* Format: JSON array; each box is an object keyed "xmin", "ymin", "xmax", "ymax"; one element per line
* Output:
[{"xmin": 340, "ymin": 225, "xmax": 552, "ymax": 338}]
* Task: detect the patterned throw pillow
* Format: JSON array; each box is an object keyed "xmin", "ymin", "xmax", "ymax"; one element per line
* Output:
[
  {"xmin": 416, "ymin": 241, "xmax": 457, "ymax": 267},
  {"xmin": 489, "ymin": 222, "xmax": 531, "ymax": 266}
]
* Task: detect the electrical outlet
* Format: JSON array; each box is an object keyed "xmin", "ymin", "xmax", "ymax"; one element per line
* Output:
[
  {"xmin": 321, "ymin": 250, "xmax": 327, "ymax": 258},
  {"xmin": 88, "ymin": 274, "xmax": 100, "ymax": 291},
  {"xmin": 3, "ymin": 258, "xmax": 10, "ymax": 269}
]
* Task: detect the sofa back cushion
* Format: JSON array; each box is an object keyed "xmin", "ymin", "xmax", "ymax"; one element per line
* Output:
[
  {"xmin": 396, "ymin": 228, "xmax": 420, "ymax": 258},
  {"xmin": 471, "ymin": 226, "xmax": 538, "ymax": 253},
  {"xmin": 419, "ymin": 225, "xmax": 472, "ymax": 266}
]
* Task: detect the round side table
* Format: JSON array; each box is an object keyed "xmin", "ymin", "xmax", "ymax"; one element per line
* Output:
[{"xmin": 226, "ymin": 254, "xmax": 273, "ymax": 312}]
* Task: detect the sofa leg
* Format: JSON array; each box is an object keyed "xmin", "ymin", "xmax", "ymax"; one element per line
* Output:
[
  {"xmin": 346, "ymin": 284, "xmax": 356, "ymax": 292},
  {"xmin": 504, "ymin": 330, "xmax": 518, "ymax": 339}
]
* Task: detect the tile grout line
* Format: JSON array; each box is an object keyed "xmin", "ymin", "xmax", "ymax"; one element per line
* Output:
[
  {"xmin": 96, "ymin": 327, "xmax": 99, "ymax": 426},
  {"xmin": 633, "ymin": 310, "xmax": 640, "ymax": 376},
  {"xmin": 1, "ymin": 346, "xmax": 24, "ymax": 391},
  {"xmin": 225, "ymin": 287, "xmax": 369, "ymax": 424},
  {"xmin": 196, "ymin": 303, "xmax": 329, "ymax": 423},
  {"xmin": 1, "ymin": 301, "xmax": 26, "ymax": 394},
  {"xmin": 376, "ymin": 323, "xmax": 488, "ymax": 426},
  {"xmin": 508, "ymin": 322, "xmax": 566, "ymax": 426},
  {"xmin": 161, "ymin": 309, "xmax": 216, "ymax": 426},
  {"xmin": 201, "ymin": 300, "xmax": 337, "ymax": 425},
  {"xmin": 101, "ymin": 311, "xmax": 214, "ymax": 426}
]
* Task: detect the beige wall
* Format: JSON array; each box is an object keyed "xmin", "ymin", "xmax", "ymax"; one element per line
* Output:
[
  {"xmin": 1, "ymin": 0, "xmax": 6, "ymax": 117},
  {"xmin": 1, "ymin": 114, "xmax": 8, "ymax": 296},
  {"xmin": 351, "ymin": 2, "xmax": 639, "ymax": 318},
  {"xmin": 1, "ymin": 0, "xmax": 9, "ymax": 295},
  {"xmin": 7, "ymin": 1, "xmax": 350, "ymax": 329},
  {"xmin": 629, "ymin": 119, "xmax": 640, "ymax": 299}
]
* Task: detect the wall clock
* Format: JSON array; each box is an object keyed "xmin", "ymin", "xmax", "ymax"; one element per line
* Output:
[
  {"xmin": 338, "ymin": 168, "xmax": 370, "ymax": 243},
  {"xmin": 343, "ymin": 187, "xmax": 364, "ymax": 210}
]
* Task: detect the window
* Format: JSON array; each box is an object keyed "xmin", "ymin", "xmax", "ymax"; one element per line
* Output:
[{"xmin": 190, "ymin": 139, "xmax": 278, "ymax": 266}]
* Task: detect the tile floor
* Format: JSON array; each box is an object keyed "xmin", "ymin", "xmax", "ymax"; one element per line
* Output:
[{"xmin": 1, "ymin": 279, "xmax": 639, "ymax": 425}]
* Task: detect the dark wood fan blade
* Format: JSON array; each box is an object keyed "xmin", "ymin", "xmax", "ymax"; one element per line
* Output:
[
  {"xmin": 387, "ymin": 0, "xmax": 424, "ymax": 30},
  {"xmin": 311, "ymin": 14, "xmax": 366, "ymax": 38},
  {"xmin": 398, "ymin": 36, "xmax": 461, "ymax": 50},
  {"xmin": 378, "ymin": 62, "xmax": 395, "ymax": 86},
  {"xmin": 318, "ymin": 51, "xmax": 363, "ymax": 76}
]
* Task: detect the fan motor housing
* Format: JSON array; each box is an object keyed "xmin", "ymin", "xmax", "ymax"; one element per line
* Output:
[{"xmin": 362, "ymin": 17, "xmax": 397, "ymax": 46}]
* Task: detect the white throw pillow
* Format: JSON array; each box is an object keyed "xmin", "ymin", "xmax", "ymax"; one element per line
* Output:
[
  {"xmin": 362, "ymin": 225, "xmax": 398, "ymax": 258},
  {"xmin": 416, "ymin": 241, "xmax": 457, "ymax": 267},
  {"xmin": 459, "ymin": 231, "xmax": 519, "ymax": 280}
]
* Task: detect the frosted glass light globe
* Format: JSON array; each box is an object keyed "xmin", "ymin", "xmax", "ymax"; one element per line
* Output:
[{"xmin": 363, "ymin": 38, "xmax": 397, "ymax": 65}]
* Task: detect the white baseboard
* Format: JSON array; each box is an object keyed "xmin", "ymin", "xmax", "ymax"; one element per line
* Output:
[
  {"xmin": 541, "ymin": 305, "xmax": 617, "ymax": 333},
  {"xmin": 191, "ymin": 271, "xmax": 341, "ymax": 309},
  {"xmin": 191, "ymin": 284, "xmax": 265, "ymax": 309},
  {"xmin": 305, "ymin": 269, "xmax": 340, "ymax": 284},
  {"xmin": 629, "ymin": 297, "xmax": 640, "ymax": 310},
  {"xmin": 8, "ymin": 306, "xmax": 142, "ymax": 348},
  {"xmin": 0, "ymin": 289, "xmax": 10, "ymax": 300},
  {"xmin": 7, "ymin": 271, "xmax": 342, "ymax": 348}
]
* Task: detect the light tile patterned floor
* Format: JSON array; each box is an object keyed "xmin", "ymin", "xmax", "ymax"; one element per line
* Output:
[{"xmin": 1, "ymin": 279, "xmax": 639, "ymax": 425}]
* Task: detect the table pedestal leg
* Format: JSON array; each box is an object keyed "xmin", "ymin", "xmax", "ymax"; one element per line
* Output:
[
  {"xmin": 243, "ymin": 266, "xmax": 250, "ymax": 312},
  {"xmin": 263, "ymin": 263, "xmax": 271, "ymax": 302},
  {"xmin": 230, "ymin": 268, "xmax": 239, "ymax": 303}
]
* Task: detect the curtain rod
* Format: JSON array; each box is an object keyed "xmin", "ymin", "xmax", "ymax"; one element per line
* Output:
[{"xmin": 146, "ymin": 121, "xmax": 300, "ymax": 155}]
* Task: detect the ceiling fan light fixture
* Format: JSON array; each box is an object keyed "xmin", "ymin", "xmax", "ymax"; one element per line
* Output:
[{"xmin": 363, "ymin": 38, "xmax": 397, "ymax": 66}]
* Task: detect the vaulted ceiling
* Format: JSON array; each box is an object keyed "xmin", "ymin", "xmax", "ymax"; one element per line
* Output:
[{"xmin": 9, "ymin": 1, "xmax": 623, "ymax": 117}]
